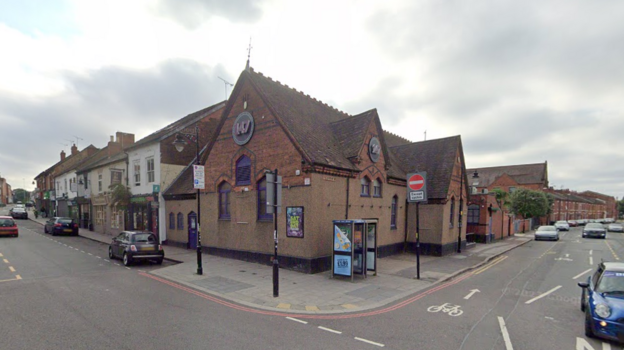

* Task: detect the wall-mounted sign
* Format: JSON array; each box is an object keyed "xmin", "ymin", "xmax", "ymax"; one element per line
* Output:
[
  {"xmin": 193, "ymin": 165, "xmax": 205, "ymax": 190},
  {"xmin": 286, "ymin": 207, "xmax": 304, "ymax": 238},
  {"xmin": 232, "ymin": 111, "xmax": 255, "ymax": 145},
  {"xmin": 369, "ymin": 136, "xmax": 381, "ymax": 163}
]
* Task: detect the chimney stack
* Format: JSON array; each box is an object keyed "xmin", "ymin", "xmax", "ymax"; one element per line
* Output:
[
  {"xmin": 71, "ymin": 144, "xmax": 78, "ymax": 155},
  {"xmin": 108, "ymin": 137, "xmax": 122, "ymax": 157},
  {"xmin": 61, "ymin": 150, "xmax": 66, "ymax": 161},
  {"xmin": 116, "ymin": 131, "xmax": 135, "ymax": 148}
]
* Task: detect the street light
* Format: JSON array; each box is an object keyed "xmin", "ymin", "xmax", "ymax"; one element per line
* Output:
[{"xmin": 173, "ymin": 125, "xmax": 203, "ymax": 275}]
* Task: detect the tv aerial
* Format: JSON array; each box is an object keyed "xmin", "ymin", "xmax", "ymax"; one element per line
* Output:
[{"xmin": 218, "ymin": 76, "xmax": 234, "ymax": 100}]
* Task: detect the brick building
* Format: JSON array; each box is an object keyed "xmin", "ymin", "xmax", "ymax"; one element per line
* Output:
[
  {"xmin": 163, "ymin": 67, "xmax": 469, "ymax": 273},
  {"xmin": 466, "ymin": 162, "xmax": 548, "ymax": 242}
]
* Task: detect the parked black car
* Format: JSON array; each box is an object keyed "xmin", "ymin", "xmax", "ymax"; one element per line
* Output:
[
  {"xmin": 109, "ymin": 231, "xmax": 164, "ymax": 266},
  {"xmin": 582, "ymin": 223, "xmax": 607, "ymax": 239},
  {"xmin": 44, "ymin": 217, "xmax": 79, "ymax": 236},
  {"xmin": 11, "ymin": 207, "xmax": 28, "ymax": 219}
]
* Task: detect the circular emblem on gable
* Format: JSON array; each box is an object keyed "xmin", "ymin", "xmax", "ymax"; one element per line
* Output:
[
  {"xmin": 369, "ymin": 136, "xmax": 381, "ymax": 163},
  {"xmin": 232, "ymin": 112, "xmax": 255, "ymax": 146}
]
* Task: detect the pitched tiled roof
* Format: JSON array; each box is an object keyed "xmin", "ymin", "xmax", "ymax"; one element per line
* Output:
[
  {"xmin": 163, "ymin": 148, "xmax": 205, "ymax": 197},
  {"xmin": 127, "ymin": 101, "xmax": 226, "ymax": 150},
  {"xmin": 390, "ymin": 136, "xmax": 462, "ymax": 199},
  {"xmin": 383, "ymin": 130, "xmax": 412, "ymax": 148},
  {"xmin": 52, "ymin": 145, "xmax": 99, "ymax": 176},
  {"xmin": 246, "ymin": 69, "xmax": 358, "ymax": 171},
  {"xmin": 329, "ymin": 110, "xmax": 376, "ymax": 160},
  {"xmin": 466, "ymin": 162, "xmax": 548, "ymax": 189}
]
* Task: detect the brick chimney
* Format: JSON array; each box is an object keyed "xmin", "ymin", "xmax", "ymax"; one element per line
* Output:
[
  {"xmin": 61, "ymin": 150, "xmax": 66, "ymax": 161},
  {"xmin": 116, "ymin": 131, "xmax": 135, "ymax": 148},
  {"xmin": 108, "ymin": 135, "xmax": 122, "ymax": 157},
  {"xmin": 71, "ymin": 144, "xmax": 78, "ymax": 155}
]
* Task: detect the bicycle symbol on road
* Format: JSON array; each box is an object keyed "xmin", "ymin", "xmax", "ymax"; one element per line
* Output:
[{"xmin": 427, "ymin": 303, "xmax": 464, "ymax": 316}]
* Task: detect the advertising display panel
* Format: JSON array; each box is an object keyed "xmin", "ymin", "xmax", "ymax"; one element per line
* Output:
[{"xmin": 332, "ymin": 220, "xmax": 377, "ymax": 280}]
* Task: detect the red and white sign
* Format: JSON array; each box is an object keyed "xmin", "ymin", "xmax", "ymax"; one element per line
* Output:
[{"xmin": 408, "ymin": 174, "xmax": 425, "ymax": 191}]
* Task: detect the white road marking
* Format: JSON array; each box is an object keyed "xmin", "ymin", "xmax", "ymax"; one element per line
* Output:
[
  {"xmin": 589, "ymin": 250, "xmax": 593, "ymax": 256},
  {"xmin": 576, "ymin": 337, "xmax": 612, "ymax": 350},
  {"xmin": 573, "ymin": 269, "xmax": 593, "ymax": 280},
  {"xmin": 96, "ymin": 256, "xmax": 101, "ymax": 259},
  {"xmin": 318, "ymin": 326, "xmax": 342, "ymax": 334},
  {"xmin": 355, "ymin": 337, "xmax": 385, "ymax": 347},
  {"xmin": 103, "ymin": 259, "xmax": 110, "ymax": 263},
  {"xmin": 498, "ymin": 317, "xmax": 514, "ymax": 350},
  {"xmin": 88, "ymin": 253, "xmax": 93, "ymax": 256},
  {"xmin": 286, "ymin": 317, "xmax": 308, "ymax": 324},
  {"xmin": 464, "ymin": 289, "xmax": 480, "ymax": 300},
  {"xmin": 590, "ymin": 256, "xmax": 593, "ymax": 266},
  {"xmin": 525, "ymin": 285, "xmax": 562, "ymax": 304}
]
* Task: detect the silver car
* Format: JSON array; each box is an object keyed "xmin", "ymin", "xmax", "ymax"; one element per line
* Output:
[
  {"xmin": 554, "ymin": 220, "xmax": 570, "ymax": 231},
  {"xmin": 607, "ymin": 223, "xmax": 623, "ymax": 233},
  {"xmin": 535, "ymin": 225, "xmax": 559, "ymax": 241}
]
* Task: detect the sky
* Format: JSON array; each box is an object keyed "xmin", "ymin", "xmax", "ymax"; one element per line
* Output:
[{"xmin": 1, "ymin": 0, "xmax": 623, "ymax": 199}]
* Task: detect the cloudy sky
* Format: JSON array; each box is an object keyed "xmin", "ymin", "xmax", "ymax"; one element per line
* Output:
[{"xmin": 1, "ymin": 0, "xmax": 623, "ymax": 199}]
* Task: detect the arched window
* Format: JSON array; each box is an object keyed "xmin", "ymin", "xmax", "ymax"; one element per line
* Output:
[
  {"xmin": 177, "ymin": 212, "xmax": 184, "ymax": 230},
  {"xmin": 391, "ymin": 195, "xmax": 398, "ymax": 228},
  {"xmin": 361, "ymin": 176, "xmax": 370, "ymax": 197},
  {"xmin": 236, "ymin": 155, "xmax": 251, "ymax": 186},
  {"xmin": 257, "ymin": 177, "xmax": 272, "ymax": 221},
  {"xmin": 169, "ymin": 212, "xmax": 174, "ymax": 229},
  {"xmin": 219, "ymin": 182, "xmax": 231, "ymax": 220},
  {"xmin": 450, "ymin": 198, "xmax": 455, "ymax": 228},
  {"xmin": 373, "ymin": 178, "xmax": 382, "ymax": 197}
]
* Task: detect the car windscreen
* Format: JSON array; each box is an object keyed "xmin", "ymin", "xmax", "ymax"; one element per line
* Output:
[
  {"xmin": 131, "ymin": 234, "xmax": 156, "ymax": 243},
  {"xmin": 58, "ymin": 219, "xmax": 73, "ymax": 224},
  {"xmin": 596, "ymin": 271, "xmax": 624, "ymax": 293},
  {"xmin": 12, "ymin": 208, "xmax": 25, "ymax": 212},
  {"xmin": 586, "ymin": 223, "xmax": 604, "ymax": 229},
  {"xmin": 537, "ymin": 226, "xmax": 556, "ymax": 232},
  {"xmin": 0, "ymin": 219, "xmax": 15, "ymax": 227}
]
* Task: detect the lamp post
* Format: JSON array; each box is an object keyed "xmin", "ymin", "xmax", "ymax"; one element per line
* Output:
[{"xmin": 173, "ymin": 124, "xmax": 203, "ymax": 275}]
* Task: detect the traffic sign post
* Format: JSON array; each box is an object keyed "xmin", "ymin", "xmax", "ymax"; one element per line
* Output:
[{"xmin": 407, "ymin": 172, "xmax": 427, "ymax": 279}]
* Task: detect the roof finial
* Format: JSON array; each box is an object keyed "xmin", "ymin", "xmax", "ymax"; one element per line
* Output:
[{"xmin": 246, "ymin": 37, "xmax": 253, "ymax": 71}]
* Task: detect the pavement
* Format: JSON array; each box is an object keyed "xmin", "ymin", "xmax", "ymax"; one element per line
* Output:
[{"xmin": 26, "ymin": 210, "xmax": 533, "ymax": 314}]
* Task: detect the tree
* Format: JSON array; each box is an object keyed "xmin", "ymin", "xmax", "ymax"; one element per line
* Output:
[
  {"xmin": 109, "ymin": 183, "xmax": 131, "ymax": 210},
  {"xmin": 618, "ymin": 198, "xmax": 624, "ymax": 219},
  {"xmin": 509, "ymin": 188, "xmax": 550, "ymax": 219}
]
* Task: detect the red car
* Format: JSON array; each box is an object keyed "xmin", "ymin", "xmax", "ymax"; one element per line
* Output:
[{"xmin": 0, "ymin": 216, "xmax": 18, "ymax": 237}]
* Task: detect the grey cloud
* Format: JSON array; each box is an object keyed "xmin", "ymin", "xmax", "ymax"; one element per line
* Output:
[
  {"xmin": 0, "ymin": 59, "xmax": 235, "ymax": 185},
  {"xmin": 150, "ymin": 0, "xmax": 264, "ymax": 29}
]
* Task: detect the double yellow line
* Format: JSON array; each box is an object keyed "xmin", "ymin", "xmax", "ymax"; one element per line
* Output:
[{"xmin": 473, "ymin": 255, "xmax": 508, "ymax": 275}]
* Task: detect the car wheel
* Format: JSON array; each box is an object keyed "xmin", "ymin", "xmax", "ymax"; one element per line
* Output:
[
  {"xmin": 108, "ymin": 247, "xmax": 114, "ymax": 259},
  {"xmin": 123, "ymin": 253, "xmax": 131, "ymax": 266},
  {"xmin": 51, "ymin": 230, "xmax": 56, "ymax": 236},
  {"xmin": 585, "ymin": 310, "xmax": 595, "ymax": 338},
  {"xmin": 156, "ymin": 258, "xmax": 163, "ymax": 265},
  {"xmin": 44, "ymin": 226, "xmax": 48, "ymax": 233},
  {"xmin": 580, "ymin": 290, "xmax": 586, "ymax": 312}
]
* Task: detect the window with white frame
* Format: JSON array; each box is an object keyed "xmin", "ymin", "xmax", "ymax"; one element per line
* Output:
[
  {"xmin": 147, "ymin": 157, "xmax": 155, "ymax": 183},
  {"xmin": 98, "ymin": 173, "xmax": 103, "ymax": 192},
  {"xmin": 133, "ymin": 161, "xmax": 141, "ymax": 186}
]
